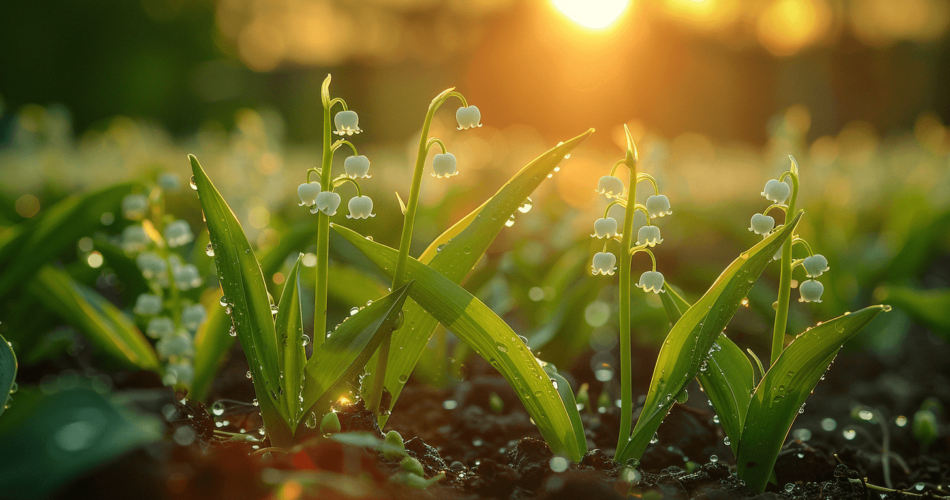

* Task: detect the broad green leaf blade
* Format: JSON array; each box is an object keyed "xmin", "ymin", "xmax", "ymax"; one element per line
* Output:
[
  {"xmin": 0, "ymin": 333, "xmax": 16, "ymax": 419},
  {"xmin": 365, "ymin": 129, "xmax": 595, "ymax": 425},
  {"xmin": 548, "ymin": 369, "xmax": 587, "ymax": 456},
  {"xmin": 736, "ymin": 305, "xmax": 887, "ymax": 493},
  {"xmin": 276, "ymin": 255, "xmax": 306, "ymax": 421},
  {"xmin": 659, "ymin": 282, "xmax": 752, "ymax": 458},
  {"xmin": 0, "ymin": 183, "xmax": 134, "ymax": 301},
  {"xmin": 0, "ymin": 387, "xmax": 163, "ymax": 499},
  {"xmin": 191, "ymin": 220, "xmax": 314, "ymax": 402},
  {"xmin": 619, "ymin": 211, "xmax": 803, "ymax": 463},
  {"xmin": 190, "ymin": 155, "xmax": 291, "ymax": 446},
  {"xmin": 878, "ymin": 286, "xmax": 950, "ymax": 339},
  {"xmin": 334, "ymin": 224, "xmax": 585, "ymax": 461},
  {"xmin": 27, "ymin": 266, "xmax": 160, "ymax": 372},
  {"xmin": 298, "ymin": 283, "xmax": 412, "ymax": 436}
]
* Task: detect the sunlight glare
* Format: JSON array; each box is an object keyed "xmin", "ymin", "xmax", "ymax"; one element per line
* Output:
[{"xmin": 551, "ymin": 0, "xmax": 631, "ymax": 29}]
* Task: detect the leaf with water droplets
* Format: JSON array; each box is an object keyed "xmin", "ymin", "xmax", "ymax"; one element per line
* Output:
[
  {"xmin": 0, "ymin": 332, "xmax": 17, "ymax": 418},
  {"xmin": 275, "ymin": 255, "xmax": 306, "ymax": 422}
]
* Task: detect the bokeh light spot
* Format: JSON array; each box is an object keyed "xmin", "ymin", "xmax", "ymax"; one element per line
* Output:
[{"xmin": 551, "ymin": 0, "xmax": 631, "ymax": 29}]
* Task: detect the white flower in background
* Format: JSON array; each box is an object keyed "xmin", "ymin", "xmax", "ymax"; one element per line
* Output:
[
  {"xmin": 344, "ymin": 156, "xmax": 371, "ymax": 179},
  {"xmin": 314, "ymin": 191, "xmax": 342, "ymax": 216},
  {"xmin": 297, "ymin": 181, "xmax": 322, "ymax": 207},
  {"xmin": 802, "ymin": 254, "xmax": 829, "ymax": 277},
  {"xmin": 432, "ymin": 153, "xmax": 458, "ymax": 178},
  {"xmin": 334, "ymin": 110, "xmax": 361, "ymax": 135},
  {"xmin": 164, "ymin": 220, "xmax": 194, "ymax": 247},
  {"xmin": 456, "ymin": 106, "xmax": 482, "ymax": 130},
  {"xmin": 174, "ymin": 264, "xmax": 202, "ymax": 290},
  {"xmin": 592, "ymin": 217, "xmax": 619, "ymax": 239},
  {"xmin": 645, "ymin": 195, "xmax": 672, "ymax": 217},
  {"xmin": 596, "ymin": 176, "xmax": 624, "ymax": 198},
  {"xmin": 799, "ymin": 280, "xmax": 824, "ymax": 303},
  {"xmin": 122, "ymin": 194, "xmax": 149, "ymax": 220},
  {"xmin": 136, "ymin": 251, "xmax": 166, "ymax": 278},
  {"xmin": 146, "ymin": 317, "xmax": 175, "ymax": 339},
  {"xmin": 637, "ymin": 225, "xmax": 663, "ymax": 247},
  {"xmin": 181, "ymin": 304, "xmax": 208, "ymax": 331},
  {"xmin": 164, "ymin": 362, "xmax": 194, "ymax": 386},
  {"xmin": 134, "ymin": 294, "xmax": 163, "ymax": 315},
  {"xmin": 157, "ymin": 333, "xmax": 194, "ymax": 360},
  {"xmin": 591, "ymin": 251, "xmax": 617, "ymax": 276},
  {"xmin": 347, "ymin": 195, "xmax": 375, "ymax": 219},
  {"xmin": 749, "ymin": 214, "xmax": 775, "ymax": 236},
  {"xmin": 158, "ymin": 172, "xmax": 181, "ymax": 192},
  {"xmin": 761, "ymin": 179, "xmax": 790, "ymax": 204},
  {"xmin": 636, "ymin": 271, "xmax": 665, "ymax": 294},
  {"xmin": 122, "ymin": 225, "xmax": 150, "ymax": 252}
]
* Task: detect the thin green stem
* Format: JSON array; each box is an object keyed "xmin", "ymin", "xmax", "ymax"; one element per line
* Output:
[
  {"xmin": 763, "ymin": 204, "xmax": 788, "ymax": 217},
  {"xmin": 313, "ymin": 77, "xmax": 334, "ymax": 352},
  {"xmin": 635, "ymin": 173, "xmax": 659, "ymax": 195},
  {"xmin": 329, "ymin": 97, "xmax": 348, "ymax": 112},
  {"xmin": 608, "ymin": 159, "xmax": 626, "ymax": 177},
  {"xmin": 332, "ymin": 176, "xmax": 362, "ymax": 197},
  {"xmin": 615, "ymin": 157, "xmax": 638, "ymax": 458},
  {"xmin": 792, "ymin": 237, "xmax": 814, "ymax": 256},
  {"xmin": 770, "ymin": 169, "xmax": 799, "ymax": 366},
  {"xmin": 331, "ymin": 139, "xmax": 358, "ymax": 156},
  {"xmin": 630, "ymin": 247, "xmax": 656, "ymax": 271},
  {"xmin": 426, "ymin": 137, "xmax": 448, "ymax": 155}
]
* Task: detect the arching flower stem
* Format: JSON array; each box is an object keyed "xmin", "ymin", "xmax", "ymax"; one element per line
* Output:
[
  {"xmin": 763, "ymin": 204, "xmax": 788, "ymax": 217},
  {"xmin": 331, "ymin": 139, "xmax": 359, "ymax": 156},
  {"xmin": 636, "ymin": 173, "xmax": 660, "ymax": 196},
  {"xmin": 306, "ymin": 168, "xmax": 321, "ymax": 183},
  {"xmin": 771, "ymin": 160, "xmax": 801, "ymax": 365},
  {"xmin": 792, "ymin": 237, "xmax": 814, "ymax": 256},
  {"xmin": 608, "ymin": 159, "xmax": 626, "ymax": 177},
  {"xmin": 630, "ymin": 245, "xmax": 657, "ymax": 271},
  {"xmin": 366, "ymin": 87, "xmax": 468, "ymax": 418},
  {"xmin": 332, "ymin": 176, "xmax": 362, "ymax": 197},
  {"xmin": 328, "ymin": 97, "xmax": 348, "ymax": 112},
  {"xmin": 426, "ymin": 137, "xmax": 448, "ymax": 155}
]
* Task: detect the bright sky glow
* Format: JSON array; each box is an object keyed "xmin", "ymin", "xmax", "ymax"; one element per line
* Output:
[{"xmin": 551, "ymin": 0, "xmax": 631, "ymax": 29}]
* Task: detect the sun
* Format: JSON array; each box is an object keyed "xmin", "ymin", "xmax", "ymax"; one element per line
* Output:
[{"xmin": 551, "ymin": 0, "xmax": 631, "ymax": 29}]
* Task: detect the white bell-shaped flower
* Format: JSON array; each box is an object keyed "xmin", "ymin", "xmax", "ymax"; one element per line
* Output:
[
  {"xmin": 592, "ymin": 217, "xmax": 619, "ymax": 239},
  {"xmin": 596, "ymin": 176, "xmax": 624, "ymax": 198},
  {"xmin": 122, "ymin": 194, "xmax": 149, "ymax": 220},
  {"xmin": 799, "ymin": 279, "xmax": 824, "ymax": 303},
  {"xmin": 136, "ymin": 251, "xmax": 166, "ymax": 278},
  {"xmin": 134, "ymin": 293, "xmax": 163, "ymax": 316},
  {"xmin": 181, "ymin": 304, "xmax": 208, "ymax": 331},
  {"xmin": 164, "ymin": 362, "xmax": 194, "ymax": 386},
  {"xmin": 334, "ymin": 110, "xmax": 361, "ymax": 135},
  {"xmin": 313, "ymin": 191, "xmax": 342, "ymax": 216},
  {"xmin": 156, "ymin": 332, "xmax": 194, "ymax": 360},
  {"xmin": 122, "ymin": 225, "xmax": 150, "ymax": 252},
  {"xmin": 637, "ymin": 225, "xmax": 663, "ymax": 247},
  {"xmin": 645, "ymin": 195, "xmax": 672, "ymax": 217},
  {"xmin": 761, "ymin": 179, "xmax": 790, "ymax": 204},
  {"xmin": 297, "ymin": 181, "xmax": 322, "ymax": 206},
  {"xmin": 146, "ymin": 316, "xmax": 175, "ymax": 339},
  {"xmin": 456, "ymin": 106, "xmax": 482, "ymax": 130},
  {"xmin": 591, "ymin": 251, "xmax": 617, "ymax": 276},
  {"xmin": 802, "ymin": 254, "xmax": 829, "ymax": 277},
  {"xmin": 432, "ymin": 153, "xmax": 458, "ymax": 178},
  {"xmin": 347, "ymin": 195, "xmax": 375, "ymax": 219},
  {"xmin": 173, "ymin": 264, "xmax": 202, "ymax": 290},
  {"xmin": 637, "ymin": 271, "xmax": 665, "ymax": 294},
  {"xmin": 344, "ymin": 156, "xmax": 371, "ymax": 179},
  {"xmin": 158, "ymin": 172, "xmax": 181, "ymax": 192},
  {"xmin": 165, "ymin": 220, "xmax": 194, "ymax": 247},
  {"xmin": 749, "ymin": 214, "xmax": 775, "ymax": 236}
]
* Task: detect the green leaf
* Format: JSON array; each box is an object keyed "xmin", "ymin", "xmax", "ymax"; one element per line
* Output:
[
  {"xmin": 618, "ymin": 211, "xmax": 802, "ymax": 463},
  {"xmin": 0, "ymin": 183, "xmax": 134, "ymax": 301},
  {"xmin": 27, "ymin": 266, "xmax": 160, "ymax": 372},
  {"xmin": 0, "ymin": 386, "xmax": 163, "ymax": 499},
  {"xmin": 547, "ymin": 368, "xmax": 587, "ymax": 456},
  {"xmin": 364, "ymin": 129, "xmax": 594, "ymax": 425},
  {"xmin": 878, "ymin": 286, "xmax": 950, "ymax": 339},
  {"xmin": 0, "ymin": 333, "xmax": 16, "ymax": 419},
  {"xmin": 298, "ymin": 283, "xmax": 413, "ymax": 437},
  {"xmin": 190, "ymin": 220, "xmax": 314, "ymax": 402},
  {"xmin": 276, "ymin": 255, "xmax": 306, "ymax": 421},
  {"xmin": 659, "ymin": 284, "xmax": 752, "ymax": 458},
  {"xmin": 190, "ymin": 155, "xmax": 291, "ymax": 446},
  {"xmin": 334, "ymin": 224, "xmax": 586, "ymax": 461},
  {"xmin": 736, "ymin": 305, "xmax": 887, "ymax": 492}
]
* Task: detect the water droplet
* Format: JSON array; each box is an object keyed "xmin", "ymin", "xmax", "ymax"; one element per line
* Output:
[
  {"xmin": 252, "ymin": 398, "xmax": 259, "ymax": 407},
  {"xmin": 302, "ymin": 334, "xmax": 311, "ymax": 347},
  {"xmin": 205, "ymin": 242, "xmax": 215, "ymax": 256},
  {"xmin": 229, "ymin": 326, "xmax": 237, "ymax": 337},
  {"xmin": 305, "ymin": 412, "xmax": 318, "ymax": 429},
  {"xmin": 842, "ymin": 429, "xmax": 856, "ymax": 440},
  {"xmin": 211, "ymin": 402, "xmax": 225, "ymax": 416},
  {"xmin": 246, "ymin": 371, "xmax": 253, "ymax": 379},
  {"xmin": 505, "ymin": 214, "xmax": 516, "ymax": 227},
  {"xmin": 518, "ymin": 197, "xmax": 533, "ymax": 214},
  {"xmin": 713, "ymin": 415, "xmax": 720, "ymax": 424},
  {"xmin": 220, "ymin": 296, "xmax": 230, "ymax": 307},
  {"xmin": 650, "ymin": 433, "xmax": 659, "ymax": 444},
  {"xmin": 350, "ymin": 307, "xmax": 359, "ymax": 316},
  {"xmin": 723, "ymin": 436, "xmax": 731, "ymax": 446},
  {"xmin": 190, "ymin": 176, "xmax": 197, "ymax": 190},
  {"xmin": 496, "ymin": 343, "xmax": 508, "ymax": 353}
]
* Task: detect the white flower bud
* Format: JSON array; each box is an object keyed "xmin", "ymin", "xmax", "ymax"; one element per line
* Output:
[
  {"xmin": 761, "ymin": 179, "xmax": 790, "ymax": 204},
  {"xmin": 802, "ymin": 254, "xmax": 829, "ymax": 277},
  {"xmin": 297, "ymin": 181, "xmax": 322, "ymax": 207},
  {"xmin": 347, "ymin": 195, "xmax": 375, "ymax": 219},
  {"xmin": 122, "ymin": 225, "xmax": 150, "ymax": 252},
  {"xmin": 174, "ymin": 264, "xmax": 202, "ymax": 290},
  {"xmin": 645, "ymin": 195, "xmax": 672, "ymax": 217},
  {"xmin": 344, "ymin": 156, "xmax": 371, "ymax": 179},
  {"xmin": 164, "ymin": 220, "xmax": 194, "ymax": 248},
  {"xmin": 591, "ymin": 252, "xmax": 617, "ymax": 276},
  {"xmin": 158, "ymin": 173, "xmax": 181, "ymax": 192},
  {"xmin": 181, "ymin": 304, "xmax": 208, "ymax": 331},
  {"xmin": 596, "ymin": 176, "xmax": 624, "ymax": 198},
  {"xmin": 432, "ymin": 153, "xmax": 458, "ymax": 178},
  {"xmin": 637, "ymin": 225, "xmax": 663, "ymax": 247},
  {"xmin": 313, "ymin": 191, "xmax": 342, "ymax": 216},
  {"xmin": 136, "ymin": 251, "xmax": 167, "ymax": 278},
  {"xmin": 122, "ymin": 194, "xmax": 149, "ymax": 221},
  {"xmin": 749, "ymin": 214, "xmax": 775, "ymax": 236},
  {"xmin": 592, "ymin": 217, "xmax": 619, "ymax": 239},
  {"xmin": 636, "ymin": 271, "xmax": 665, "ymax": 294},
  {"xmin": 334, "ymin": 110, "xmax": 361, "ymax": 135},
  {"xmin": 456, "ymin": 106, "xmax": 482, "ymax": 130},
  {"xmin": 799, "ymin": 280, "xmax": 824, "ymax": 303},
  {"xmin": 146, "ymin": 316, "xmax": 175, "ymax": 339},
  {"xmin": 134, "ymin": 294, "xmax": 163, "ymax": 316}
]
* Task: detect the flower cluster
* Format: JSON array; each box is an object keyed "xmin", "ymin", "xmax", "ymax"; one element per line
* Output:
[{"xmin": 753, "ymin": 155, "xmax": 827, "ymax": 303}]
